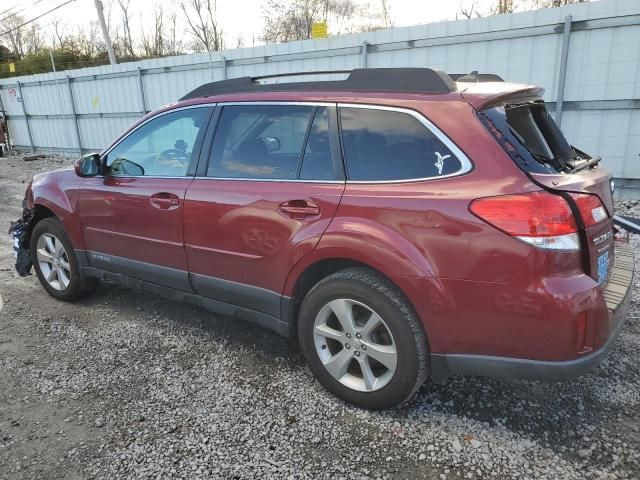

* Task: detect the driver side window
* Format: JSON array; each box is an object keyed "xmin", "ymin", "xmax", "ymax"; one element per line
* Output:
[{"xmin": 106, "ymin": 107, "xmax": 209, "ymax": 177}]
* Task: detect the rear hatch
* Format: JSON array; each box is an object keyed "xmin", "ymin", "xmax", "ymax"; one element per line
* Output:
[{"xmin": 468, "ymin": 85, "xmax": 615, "ymax": 285}]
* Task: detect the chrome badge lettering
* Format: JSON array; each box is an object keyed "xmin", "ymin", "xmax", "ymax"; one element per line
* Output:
[
  {"xmin": 592, "ymin": 230, "xmax": 613, "ymax": 246},
  {"xmin": 434, "ymin": 152, "xmax": 451, "ymax": 175},
  {"xmin": 91, "ymin": 253, "xmax": 112, "ymax": 262}
]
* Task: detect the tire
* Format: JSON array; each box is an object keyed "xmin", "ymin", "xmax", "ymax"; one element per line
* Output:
[
  {"xmin": 30, "ymin": 217, "xmax": 99, "ymax": 301},
  {"xmin": 298, "ymin": 267, "xmax": 429, "ymax": 410}
]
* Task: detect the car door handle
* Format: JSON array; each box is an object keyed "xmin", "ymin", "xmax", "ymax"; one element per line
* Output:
[
  {"xmin": 150, "ymin": 192, "xmax": 180, "ymax": 210},
  {"xmin": 279, "ymin": 200, "xmax": 320, "ymax": 218}
]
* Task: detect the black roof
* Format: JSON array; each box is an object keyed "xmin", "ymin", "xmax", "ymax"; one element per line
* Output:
[{"xmin": 180, "ymin": 68, "xmax": 504, "ymax": 101}]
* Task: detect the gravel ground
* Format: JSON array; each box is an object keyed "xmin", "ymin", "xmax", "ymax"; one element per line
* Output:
[{"xmin": 0, "ymin": 152, "xmax": 638, "ymax": 480}]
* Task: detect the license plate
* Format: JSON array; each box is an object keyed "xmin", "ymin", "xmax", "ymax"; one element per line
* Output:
[{"xmin": 597, "ymin": 251, "xmax": 610, "ymax": 285}]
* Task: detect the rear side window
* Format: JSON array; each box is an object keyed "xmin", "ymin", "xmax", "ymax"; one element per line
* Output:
[
  {"xmin": 207, "ymin": 104, "xmax": 336, "ymax": 181},
  {"xmin": 339, "ymin": 107, "xmax": 462, "ymax": 181}
]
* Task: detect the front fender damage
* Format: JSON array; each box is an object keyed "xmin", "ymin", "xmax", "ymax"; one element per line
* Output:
[{"xmin": 8, "ymin": 201, "xmax": 35, "ymax": 276}]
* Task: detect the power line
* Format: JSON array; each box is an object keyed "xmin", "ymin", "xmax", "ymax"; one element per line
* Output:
[
  {"xmin": 0, "ymin": 0, "xmax": 75, "ymax": 37},
  {"xmin": 0, "ymin": 0, "xmax": 49, "ymax": 25},
  {"xmin": 0, "ymin": 2, "xmax": 22, "ymax": 19}
]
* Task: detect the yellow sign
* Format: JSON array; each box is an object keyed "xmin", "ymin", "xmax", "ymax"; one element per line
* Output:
[
  {"xmin": 9, "ymin": 63, "xmax": 15, "ymax": 73},
  {"xmin": 311, "ymin": 22, "xmax": 328, "ymax": 39}
]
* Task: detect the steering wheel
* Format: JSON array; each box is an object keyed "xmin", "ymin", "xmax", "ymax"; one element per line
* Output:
[
  {"xmin": 159, "ymin": 148, "xmax": 190, "ymax": 163},
  {"xmin": 153, "ymin": 148, "xmax": 191, "ymax": 175}
]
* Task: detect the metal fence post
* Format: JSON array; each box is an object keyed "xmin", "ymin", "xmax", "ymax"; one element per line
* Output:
[
  {"xmin": 66, "ymin": 76, "xmax": 83, "ymax": 154},
  {"xmin": 361, "ymin": 41, "xmax": 368, "ymax": 68},
  {"xmin": 555, "ymin": 14, "xmax": 572, "ymax": 127},
  {"xmin": 137, "ymin": 67, "xmax": 147, "ymax": 116},
  {"xmin": 15, "ymin": 81, "xmax": 35, "ymax": 153},
  {"xmin": 221, "ymin": 55, "xmax": 227, "ymax": 80}
]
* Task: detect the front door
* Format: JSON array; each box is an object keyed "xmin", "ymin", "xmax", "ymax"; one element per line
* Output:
[
  {"xmin": 78, "ymin": 106, "xmax": 212, "ymax": 290},
  {"xmin": 184, "ymin": 103, "xmax": 345, "ymax": 315}
]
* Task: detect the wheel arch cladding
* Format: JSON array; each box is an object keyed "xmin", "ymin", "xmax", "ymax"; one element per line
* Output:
[
  {"xmin": 283, "ymin": 226, "xmax": 454, "ymax": 349},
  {"xmin": 285, "ymin": 257, "xmax": 441, "ymax": 349}
]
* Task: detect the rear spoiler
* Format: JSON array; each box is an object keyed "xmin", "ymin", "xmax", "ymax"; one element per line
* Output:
[
  {"xmin": 460, "ymin": 84, "xmax": 545, "ymax": 111},
  {"xmin": 613, "ymin": 215, "xmax": 640, "ymax": 235}
]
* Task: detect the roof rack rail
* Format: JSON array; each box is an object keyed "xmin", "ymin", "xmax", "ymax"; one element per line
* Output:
[
  {"xmin": 180, "ymin": 68, "xmax": 458, "ymax": 100},
  {"xmin": 179, "ymin": 68, "xmax": 504, "ymax": 101}
]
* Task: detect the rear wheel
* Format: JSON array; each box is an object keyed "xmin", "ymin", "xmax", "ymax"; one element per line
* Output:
[
  {"xmin": 30, "ymin": 218, "xmax": 98, "ymax": 301},
  {"xmin": 298, "ymin": 267, "xmax": 429, "ymax": 409}
]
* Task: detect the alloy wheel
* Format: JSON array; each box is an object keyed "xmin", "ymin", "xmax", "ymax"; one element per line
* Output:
[
  {"xmin": 313, "ymin": 298, "xmax": 397, "ymax": 392},
  {"xmin": 36, "ymin": 233, "xmax": 71, "ymax": 291}
]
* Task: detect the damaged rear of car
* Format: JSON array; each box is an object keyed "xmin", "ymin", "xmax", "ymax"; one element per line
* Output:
[{"xmin": 440, "ymin": 81, "xmax": 635, "ymax": 380}]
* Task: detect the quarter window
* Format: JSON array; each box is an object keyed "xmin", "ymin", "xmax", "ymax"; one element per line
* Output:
[
  {"xmin": 339, "ymin": 107, "xmax": 462, "ymax": 181},
  {"xmin": 208, "ymin": 105, "xmax": 315, "ymax": 180},
  {"xmin": 106, "ymin": 108, "xmax": 209, "ymax": 177}
]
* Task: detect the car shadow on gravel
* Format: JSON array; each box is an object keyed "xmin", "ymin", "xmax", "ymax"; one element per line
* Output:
[
  {"xmin": 389, "ymin": 324, "xmax": 638, "ymax": 452},
  {"xmin": 74, "ymin": 278, "xmax": 638, "ymax": 458},
  {"xmin": 78, "ymin": 279, "xmax": 298, "ymax": 360}
]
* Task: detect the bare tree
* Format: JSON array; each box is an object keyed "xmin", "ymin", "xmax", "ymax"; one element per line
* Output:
[
  {"xmin": 380, "ymin": 0, "xmax": 393, "ymax": 28},
  {"xmin": 262, "ymin": 0, "xmax": 365, "ymax": 43},
  {"xmin": 492, "ymin": 0, "xmax": 515, "ymax": 14},
  {"xmin": 166, "ymin": 9, "xmax": 181, "ymax": 56},
  {"xmin": 1, "ymin": 15, "xmax": 27, "ymax": 58},
  {"xmin": 116, "ymin": 0, "xmax": 135, "ymax": 58},
  {"xmin": 459, "ymin": 0, "xmax": 483, "ymax": 19},
  {"xmin": 535, "ymin": 0, "xmax": 588, "ymax": 6},
  {"xmin": 180, "ymin": 0, "xmax": 222, "ymax": 52},
  {"xmin": 0, "ymin": 15, "xmax": 44, "ymax": 58},
  {"xmin": 51, "ymin": 18, "xmax": 68, "ymax": 50},
  {"xmin": 491, "ymin": 0, "xmax": 587, "ymax": 14},
  {"xmin": 141, "ymin": 4, "xmax": 166, "ymax": 57}
]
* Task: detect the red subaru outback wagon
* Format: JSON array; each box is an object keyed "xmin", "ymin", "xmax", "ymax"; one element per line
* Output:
[{"xmin": 11, "ymin": 68, "xmax": 634, "ymax": 409}]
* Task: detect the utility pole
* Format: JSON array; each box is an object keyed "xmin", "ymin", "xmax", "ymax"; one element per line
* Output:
[
  {"xmin": 93, "ymin": 0, "xmax": 117, "ymax": 65},
  {"xmin": 49, "ymin": 50, "xmax": 73, "ymax": 155}
]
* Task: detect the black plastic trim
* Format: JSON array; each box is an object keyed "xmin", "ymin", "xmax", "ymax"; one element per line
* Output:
[
  {"xmin": 85, "ymin": 250, "xmax": 192, "ymax": 292},
  {"xmin": 327, "ymin": 105, "xmax": 346, "ymax": 181},
  {"xmin": 190, "ymin": 272, "xmax": 283, "ymax": 318},
  {"xmin": 180, "ymin": 68, "xmax": 457, "ymax": 100},
  {"xmin": 76, "ymin": 249, "xmax": 293, "ymax": 336},
  {"xmin": 195, "ymin": 106, "xmax": 222, "ymax": 177},
  {"xmin": 187, "ymin": 106, "xmax": 216, "ymax": 177}
]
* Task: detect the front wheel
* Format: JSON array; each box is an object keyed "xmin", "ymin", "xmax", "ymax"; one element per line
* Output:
[
  {"xmin": 30, "ymin": 217, "xmax": 99, "ymax": 301},
  {"xmin": 298, "ymin": 267, "xmax": 429, "ymax": 410}
]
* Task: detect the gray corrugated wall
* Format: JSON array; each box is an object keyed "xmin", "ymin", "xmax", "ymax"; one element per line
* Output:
[{"xmin": 0, "ymin": 0, "xmax": 638, "ymax": 192}]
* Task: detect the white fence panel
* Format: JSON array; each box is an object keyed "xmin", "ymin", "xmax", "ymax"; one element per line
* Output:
[{"xmin": 0, "ymin": 0, "xmax": 638, "ymax": 194}]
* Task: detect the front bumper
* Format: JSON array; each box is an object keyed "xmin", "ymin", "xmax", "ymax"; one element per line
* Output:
[{"xmin": 431, "ymin": 243, "xmax": 634, "ymax": 383}]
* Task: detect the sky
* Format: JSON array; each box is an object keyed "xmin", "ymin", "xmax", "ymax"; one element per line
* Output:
[{"xmin": 0, "ymin": 0, "xmax": 507, "ymax": 51}]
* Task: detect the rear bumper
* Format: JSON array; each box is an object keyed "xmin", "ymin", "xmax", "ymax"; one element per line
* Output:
[{"xmin": 431, "ymin": 243, "xmax": 634, "ymax": 383}]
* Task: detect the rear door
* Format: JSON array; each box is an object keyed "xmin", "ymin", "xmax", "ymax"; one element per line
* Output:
[
  {"xmin": 183, "ymin": 103, "xmax": 345, "ymax": 314},
  {"xmin": 479, "ymin": 100, "xmax": 615, "ymax": 284},
  {"xmin": 78, "ymin": 106, "xmax": 212, "ymax": 290}
]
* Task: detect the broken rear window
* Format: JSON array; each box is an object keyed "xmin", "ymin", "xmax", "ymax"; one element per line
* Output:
[{"xmin": 479, "ymin": 100, "xmax": 597, "ymax": 174}]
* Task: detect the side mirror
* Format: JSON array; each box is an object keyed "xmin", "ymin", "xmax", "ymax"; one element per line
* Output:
[
  {"xmin": 74, "ymin": 153, "xmax": 102, "ymax": 177},
  {"xmin": 260, "ymin": 136, "xmax": 281, "ymax": 152}
]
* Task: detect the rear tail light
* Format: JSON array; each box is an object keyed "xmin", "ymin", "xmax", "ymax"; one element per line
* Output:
[
  {"xmin": 470, "ymin": 191, "xmax": 580, "ymax": 251},
  {"xmin": 569, "ymin": 193, "xmax": 608, "ymax": 227}
]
